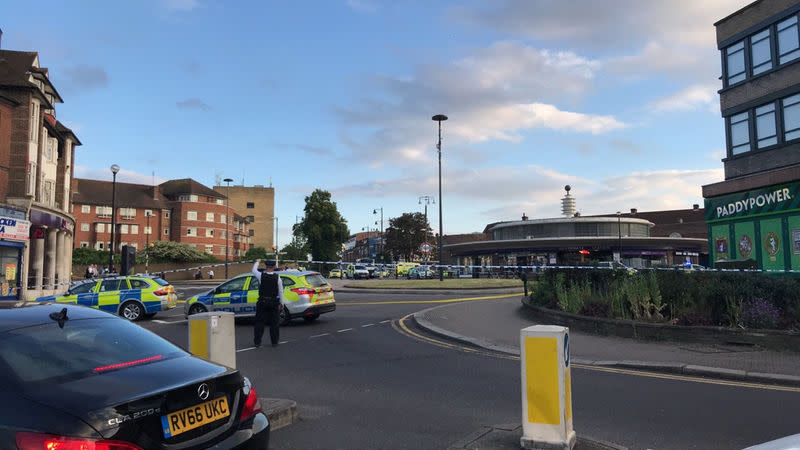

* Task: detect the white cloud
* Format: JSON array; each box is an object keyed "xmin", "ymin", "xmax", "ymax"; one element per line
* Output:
[
  {"xmin": 650, "ymin": 84, "xmax": 718, "ymax": 113},
  {"xmin": 74, "ymin": 166, "xmax": 168, "ymax": 185}
]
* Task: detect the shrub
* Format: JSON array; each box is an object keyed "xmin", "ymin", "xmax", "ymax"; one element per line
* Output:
[
  {"xmin": 580, "ymin": 301, "xmax": 609, "ymax": 318},
  {"xmin": 740, "ymin": 297, "xmax": 781, "ymax": 329}
]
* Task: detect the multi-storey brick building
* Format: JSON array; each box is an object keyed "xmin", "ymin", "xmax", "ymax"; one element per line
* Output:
[
  {"xmin": 0, "ymin": 46, "xmax": 80, "ymax": 300},
  {"xmin": 72, "ymin": 178, "xmax": 250, "ymax": 260},
  {"xmin": 704, "ymin": 0, "xmax": 800, "ymax": 271},
  {"xmin": 213, "ymin": 184, "xmax": 274, "ymax": 251}
]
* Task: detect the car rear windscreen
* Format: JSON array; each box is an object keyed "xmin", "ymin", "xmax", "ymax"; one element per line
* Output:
[
  {"xmin": 153, "ymin": 277, "xmax": 170, "ymax": 286},
  {"xmin": 304, "ymin": 274, "xmax": 328, "ymax": 287},
  {"xmin": 0, "ymin": 318, "xmax": 185, "ymax": 384}
]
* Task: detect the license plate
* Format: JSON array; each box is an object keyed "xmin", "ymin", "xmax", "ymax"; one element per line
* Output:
[
  {"xmin": 316, "ymin": 292, "xmax": 332, "ymax": 301},
  {"xmin": 161, "ymin": 396, "xmax": 229, "ymax": 438}
]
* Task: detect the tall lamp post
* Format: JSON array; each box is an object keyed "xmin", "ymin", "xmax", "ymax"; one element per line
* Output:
[
  {"xmin": 145, "ymin": 211, "xmax": 153, "ymax": 274},
  {"xmin": 372, "ymin": 207, "xmax": 383, "ymax": 261},
  {"xmin": 269, "ymin": 216, "xmax": 278, "ymax": 267},
  {"xmin": 223, "ymin": 178, "xmax": 233, "ymax": 278},
  {"xmin": 432, "ymin": 114, "xmax": 447, "ymax": 281},
  {"xmin": 418, "ymin": 195, "xmax": 434, "ymax": 224},
  {"xmin": 616, "ymin": 211, "xmax": 622, "ymax": 262},
  {"xmin": 109, "ymin": 164, "xmax": 120, "ymax": 272}
]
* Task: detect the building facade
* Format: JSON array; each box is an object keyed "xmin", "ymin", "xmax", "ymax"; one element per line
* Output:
[
  {"xmin": 1, "ymin": 49, "xmax": 80, "ymax": 300},
  {"xmin": 704, "ymin": 0, "xmax": 800, "ymax": 271},
  {"xmin": 73, "ymin": 178, "xmax": 249, "ymax": 260},
  {"xmin": 213, "ymin": 184, "xmax": 274, "ymax": 251}
]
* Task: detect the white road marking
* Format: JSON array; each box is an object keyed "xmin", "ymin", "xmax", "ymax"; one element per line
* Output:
[
  {"xmin": 361, "ymin": 323, "xmax": 375, "ymax": 327},
  {"xmin": 237, "ymin": 347, "xmax": 256, "ymax": 352},
  {"xmin": 151, "ymin": 319, "xmax": 186, "ymax": 324},
  {"xmin": 337, "ymin": 328, "xmax": 353, "ymax": 333},
  {"xmin": 379, "ymin": 320, "xmax": 391, "ymax": 324},
  {"xmin": 310, "ymin": 333, "xmax": 330, "ymax": 338}
]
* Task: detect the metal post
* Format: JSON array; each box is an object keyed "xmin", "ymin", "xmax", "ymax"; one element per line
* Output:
[
  {"xmin": 145, "ymin": 212, "xmax": 150, "ymax": 274},
  {"xmin": 274, "ymin": 217, "xmax": 279, "ymax": 268},
  {"xmin": 109, "ymin": 164, "xmax": 119, "ymax": 272},
  {"xmin": 224, "ymin": 178, "xmax": 233, "ymax": 278},
  {"xmin": 617, "ymin": 211, "xmax": 622, "ymax": 262},
  {"xmin": 432, "ymin": 115, "xmax": 447, "ymax": 281}
]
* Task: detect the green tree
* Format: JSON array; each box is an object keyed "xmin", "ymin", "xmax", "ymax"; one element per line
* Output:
[
  {"xmin": 244, "ymin": 246, "xmax": 270, "ymax": 261},
  {"xmin": 282, "ymin": 232, "xmax": 309, "ymax": 262},
  {"xmin": 72, "ymin": 247, "xmax": 110, "ymax": 265},
  {"xmin": 295, "ymin": 189, "xmax": 349, "ymax": 262},
  {"xmin": 384, "ymin": 212, "xmax": 431, "ymax": 262},
  {"xmin": 143, "ymin": 241, "xmax": 217, "ymax": 263}
]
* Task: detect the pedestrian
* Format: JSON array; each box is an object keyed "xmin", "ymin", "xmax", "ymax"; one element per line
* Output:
[
  {"xmin": 252, "ymin": 258, "xmax": 284, "ymax": 347},
  {"xmin": 84, "ymin": 266, "xmax": 92, "ymax": 279},
  {"xmin": 208, "ymin": 269, "xmax": 214, "ymax": 279},
  {"xmin": 519, "ymin": 268, "xmax": 529, "ymax": 297},
  {"xmin": 194, "ymin": 269, "xmax": 202, "ymax": 280}
]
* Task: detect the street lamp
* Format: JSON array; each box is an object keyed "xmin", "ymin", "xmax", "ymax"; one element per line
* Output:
[
  {"xmin": 223, "ymin": 178, "xmax": 233, "ymax": 278},
  {"xmin": 269, "ymin": 216, "xmax": 278, "ymax": 267},
  {"xmin": 145, "ymin": 211, "xmax": 153, "ymax": 274},
  {"xmin": 432, "ymin": 114, "xmax": 447, "ymax": 281},
  {"xmin": 372, "ymin": 207, "xmax": 383, "ymax": 261},
  {"xmin": 109, "ymin": 164, "xmax": 120, "ymax": 273},
  {"xmin": 418, "ymin": 195, "xmax": 434, "ymax": 224},
  {"xmin": 617, "ymin": 211, "xmax": 622, "ymax": 263}
]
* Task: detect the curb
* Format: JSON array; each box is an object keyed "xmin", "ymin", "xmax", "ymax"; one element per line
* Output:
[
  {"xmin": 260, "ymin": 398, "xmax": 297, "ymax": 431},
  {"xmin": 449, "ymin": 424, "xmax": 628, "ymax": 450},
  {"xmin": 411, "ymin": 308, "xmax": 800, "ymax": 388}
]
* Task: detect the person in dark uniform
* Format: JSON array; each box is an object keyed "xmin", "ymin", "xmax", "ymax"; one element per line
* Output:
[{"xmin": 252, "ymin": 258, "xmax": 284, "ymax": 347}]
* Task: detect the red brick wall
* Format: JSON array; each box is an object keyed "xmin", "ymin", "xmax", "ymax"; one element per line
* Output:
[
  {"xmin": 73, "ymin": 203, "xmax": 169, "ymax": 251},
  {"xmin": 0, "ymin": 102, "xmax": 13, "ymax": 201},
  {"xmin": 170, "ymin": 196, "xmax": 234, "ymax": 258}
]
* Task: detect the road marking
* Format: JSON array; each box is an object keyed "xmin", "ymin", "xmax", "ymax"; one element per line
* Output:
[
  {"xmin": 394, "ymin": 313, "xmax": 800, "ymax": 393},
  {"xmin": 379, "ymin": 320, "xmax": 391, "ymax": 324},
  {"xmin": 310, "ymin": 333, "xmax": 330, "ymax": 338},
  {"xmin": 361, "ymin": 323, "xmax": 375, "ymax": 327},
  {"xmin": 337, "ymin": 328, "xmax": 354, "ymax": 333},
  {"xmin": 151, "ymin": 319, "xmax": 187, "ymax": 324},
  {"xmin": 342, "ymin": 292, "xmax": 520, "ymax": 306},
  {"xmin": 237, "ymin": 347, "xmax": 256, "ymax": 352}
]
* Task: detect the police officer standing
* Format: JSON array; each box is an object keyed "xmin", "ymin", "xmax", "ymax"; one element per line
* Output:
[{"xmin": 252, "ymin": 258, "xmax": 284, "ymax": 347}]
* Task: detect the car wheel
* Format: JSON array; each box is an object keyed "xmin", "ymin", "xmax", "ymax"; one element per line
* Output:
[
  {"xmin": 120, "ymin": 301, "xmax": 144, "ymax": 321},
  {"xmin": 188, "ymin": 303, "xmax": 207, "ymax": 315},
  {"xmin": 279, "ymin": 305, "xmax": 291, "ymax": 326}
]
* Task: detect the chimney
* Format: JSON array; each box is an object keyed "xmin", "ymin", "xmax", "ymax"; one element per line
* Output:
[
  {"xmin": 630, "ymin": 208, "xmax": 637, "ymax": 215},
  {"xmin": 693, "ymin": 204, "xmax": 699, "ymax": 211},
  {"xmin": 152, "ymin": 185, "xmax": 159, "ymax": 200},
  {"xmin": 522, "ymin": 213, "xmax": 528, "ymax": 221}
]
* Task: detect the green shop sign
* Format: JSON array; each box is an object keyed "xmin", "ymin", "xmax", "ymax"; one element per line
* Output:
[{"xmin": 705, "ymin": 181, "xmax": 800, "ymax": 222}]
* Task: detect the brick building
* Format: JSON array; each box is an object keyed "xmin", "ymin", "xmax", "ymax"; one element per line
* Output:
[
  {"xmin": 72, "ymin": 178, "xmax": 250, "ymax": 260},
  {"xmin": 213, "ymin": 184, "xmax": 274, "ymax": 251},
  {"xmin": 704, "ymin": 0, "xmax": 800, "ymax": 271},
  {"xmin": 0, "ymin": 46, "xmax": 81, "ymax": 300}
]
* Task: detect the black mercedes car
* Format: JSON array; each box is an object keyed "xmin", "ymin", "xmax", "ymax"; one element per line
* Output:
[{"xmin": 0, "ymin": 303, "xmax": 269, "ymax": 449}]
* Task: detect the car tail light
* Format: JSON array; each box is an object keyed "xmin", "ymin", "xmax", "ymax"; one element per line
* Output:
[
  {"xmin": 240, "ymin": 377, "xmax": 263, "ymax": 423},
  {"xmin": 291, "ymin": 287, "xmax": 314, "ymax": 296},
  {"xmin": 153, "ymin": 289, "xmax": 167, "ymax": 296},
  {"xmin": 15, "ymin": 432, "xmax": 143, "ymax": 450}
]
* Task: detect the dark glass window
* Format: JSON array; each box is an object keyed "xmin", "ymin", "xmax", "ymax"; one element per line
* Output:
[
  {"xmin": 99, "ymin": 279, "xmax": 123, "ymax": 292},
  {"xmin": 246, "ymin": 202, "xmax": 255, "ymax": 208},
  {"xmin": 751, "ymin": 29, "xmax": 773, "ymax": 75},
  {"xmin": 782, "ymin": 93, "xmax": 800, "ymax": 141},
  {"xmin": 755, "ymin": 103, "xmax": 777, "ymax": 148},
  {"xmin": 726, "ymin": 41, "xmax": 746, "ymax": 85},
  {"xmin": 778, "ymin": 15, "xmax": 800, "ymax": 64},
  {"xmin": 730, "ymin": 112, "xmax": 751, "ymax": 155}
]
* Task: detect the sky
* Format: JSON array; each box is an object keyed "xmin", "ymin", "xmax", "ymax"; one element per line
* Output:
[{"xmin": 3, "ymin": 0, "xmax": 754, "ymax": 240}]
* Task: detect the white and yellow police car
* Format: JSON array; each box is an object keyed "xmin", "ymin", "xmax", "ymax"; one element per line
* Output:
[
  {"xmin": 184, "ymin": 270, "xmax": 335, "ymax": 324},
  {"xmin": 35, "ymin": 275, "xmax": 178, "ymax": 321}
]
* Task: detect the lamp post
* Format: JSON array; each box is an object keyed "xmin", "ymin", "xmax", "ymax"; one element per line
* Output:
[
  {"xmin": 432, "ymin": 114, "xmax": 447, "ymax": 281},
  {"xmin": 145, "ymin": 211, "xmax": 153, "ymax": 274},
  {"xmin": 223, "ymin": 178, "xmax": 233, "ymax": 278},
  {"xmin": 616, "ymin": 211, "xmax": 622, "ymax": 262},
  {"xmin": 372, "ymin": 207, "xmax": 383, "ymax": 261},
  {"xmin": 269, "ymin": 216, "xmax": 278, "ymax": 268},
  {"xmin": 109, "ymin": 164, "xmax": 120, "ymax": 273},
  {"xmin": 418, "ymin": 195, "xmax": 434, "ymax": 224}
]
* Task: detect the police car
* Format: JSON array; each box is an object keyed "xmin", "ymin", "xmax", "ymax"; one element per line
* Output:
[
  {"xmin": 35, "ymin": 275, "xmax": 178, "ymax": 321},
  {"xmin": 184, "ymin": 270, "xmax": 335, "ymax": 324}
]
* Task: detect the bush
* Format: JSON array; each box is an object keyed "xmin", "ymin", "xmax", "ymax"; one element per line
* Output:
[
  {"xmin": 740, "ymin": 297, "xmax": 781, "ymax": 329},
  {"xmin": 580, "ymin": 301, "xmax": 609, "ymax": 318}
]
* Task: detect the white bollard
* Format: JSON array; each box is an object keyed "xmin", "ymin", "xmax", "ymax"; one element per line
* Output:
[
  {"xmin": 520, "ymin": 325, "xmax": 575, "ymax": 450},
  {"xmin": 188, "ymin": 311, "xmax": 236, "ymax": 369}
]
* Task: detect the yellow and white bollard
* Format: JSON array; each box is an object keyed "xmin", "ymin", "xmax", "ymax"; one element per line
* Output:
[
  {"xmin": 520, "ymin": 325, "xmax": 575, "ymax": 449},
  {"xmin": 188, "ymin": 311, "xmax": 236, "ymax": 369}
]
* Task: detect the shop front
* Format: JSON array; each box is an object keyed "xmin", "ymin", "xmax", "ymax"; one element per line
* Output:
[
  {"xmin": 0, "ymin": 213, "xmax": 30, "ymax": 301},
  {"xmin": 705, "ymin": 181, "xmax": 800, "ymax": 271}
]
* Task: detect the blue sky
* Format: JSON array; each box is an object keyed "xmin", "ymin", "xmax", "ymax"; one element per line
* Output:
[{"xmin": 4, "ymin": 0, "xmax": 752, "ymax": 238}]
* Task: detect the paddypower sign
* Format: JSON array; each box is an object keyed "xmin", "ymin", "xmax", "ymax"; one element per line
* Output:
[
  {"xmin": 0, "ymin": 217, "xmax": 30, "ymax": 241},
  {"xmin": 705, "ymin": 182, "xmax": 800, "ymax": 222}
]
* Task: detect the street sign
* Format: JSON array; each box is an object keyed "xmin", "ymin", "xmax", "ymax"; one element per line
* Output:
[{"xmin": 420, "ymin": 242, "xmax": 433, "ymax": 253}]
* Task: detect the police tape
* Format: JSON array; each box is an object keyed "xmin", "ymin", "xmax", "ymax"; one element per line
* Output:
[{"xmin": 28, "ymin": 259, "xmax": 800, "ymax": 293}]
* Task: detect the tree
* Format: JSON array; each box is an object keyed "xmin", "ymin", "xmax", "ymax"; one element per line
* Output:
[
  {"xmin": 244, "ymin": 246, "xmax": 270, "ymax": 261},
  {"xmin": 282, "ymin": 233, "xmax": 309, "ymax": 262},
  {"xmin": 384, "ymin": 212, "xmax": 431, "ymax": 262},
  {"xmin": 295, "ymin": 189, "xmax": 349, "ymax": 262},
  {"xmin": 143, "ymin": 241, "xmax": 217, "ymax": 263}
]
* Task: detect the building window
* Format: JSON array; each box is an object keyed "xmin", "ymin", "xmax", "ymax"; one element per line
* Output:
[
  {"xmin": 96, "ymin": 223, "xmax": 105, "ymax": 233},
  {"xmin": 164, "ymin": 211, "xmax": 170, "ymax": 218},
  {"xmin": 80, "ymin": 242, "xmax": 89, "ymax": 248},
  {"xmin": 29, "ymin": 101, "xmax": 39, "ymax": 142},
  {"xmin": 246, "ymin": 202, "xmax": 255, "ymax": 209},
  {"xmin": 81, "ymin": 205, "xmax": 90, "ymax": 213},
  {"xmin": 164, "ymin": 228, "xmax": 169, "ymax": 235},
  {"xmin": 778, "ymin": 15, "xmax": 800, "ymax": 64},
  {"xmin": 249, "ymin": 230, "xmax": 254, "ymax": 236},
  {"xmin": 130, "ymin": 243, "xmax": 138, "ymax": 249},
  {"xmin": 81, "ymin": 223, "xmax": 89, "ymax": 232},
  {"xmin": 206, "ymin": 212, "xmax": 214, "ymax": 222},
  {"xmin": 178, "ymin": 194, "xmax": 198, "ymax": 202},
  {"xmin": 130, "ymin": 225, "xmax": 139, "ymax": 234},
  {"xmin": 120, "ymin": 224, "xmax": 129, "ymax": 234},
  {"xmin": 120, "ymin": 208, "xmax": 136, "ymax": 219},
  {"xmin": 96, "ymin": 206, "xmax": 112, "ymax": 217},
  {"xmin": 42, "ymin": 181, "xmax": 54, "ymax": 206},
  {"xmin": 206, "ymin": 229, "xmax": 214, "ymax": 237},
  {"xmin": 144, "ymin": 226, "xmax": 152, "ymax": 235},
  {"xmin": 144, "ymin": 209, "xmax": 153, "ymax": 217},
  {"xmin": 95, "ymin": 242, "xmax": 104, "ymax": 250},
  {"xmin": 205, "ymin": 244, "xmax": 214, "ymax": 254},
  {"xmin": 729, "ymin": 112, "xmax": 751, "ymax": 155},
  {"xmin": 755, "ymin": 103, "xmax": 777, "ymax": 148},
  {"xmin": 247, "ymin": 215, "xmax": 254, "ymax": 222},
  {"xmin": 44, "ymin": 138, "xmax": 54, "ymax": 162},
  {"xmin": 187, "ymin": 227, "xmax": 197, "ymax": 237},
  {"xmin": 751, "ymin": 28, "xmax": 773, "ymax": 75},
  {"xmin": 187, "ymin": 211, "xmax": 197, "ymax": 220},
  {"xmin": 783, "ymin": 93, "xmax": 800, "ymax": 141},
  {"xmin": 221, "ymin": 214, "xmax": 226, "ymax": 224},
  {"xmin": 216, "ymin": 199, "xmax": 224, "ymax": 205},
  {"xmin": 726, "ymin": 41, "xmax": 746, "ymax": 85},
  {"xmin": 26, "ymin": 162, "xmax": 36, "ymax": 196}
]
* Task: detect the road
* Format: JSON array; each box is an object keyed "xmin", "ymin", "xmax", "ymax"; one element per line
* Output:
[{"xmin": 139, "ymin": 283, "xmax": 800, "ymax": 449}]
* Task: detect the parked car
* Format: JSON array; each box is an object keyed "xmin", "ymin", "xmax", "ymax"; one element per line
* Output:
[
  {"xmin": 407, "ymin": 265, "xmax": 434, "ymax": 279},
  {"xmin": 185, "ymin": 270, "xmax": 336, "ymax": 324},
  {"xmin": 0, "ymin": 303, "xmax": 269, "ymax": 448},
  {"xmin": 345, "ymin": 264, "xmax": 370, "ymax": 279},
  {"xmin": 35, "ymin": 275, "xmax": 178, "ymax": 321},
  {"xmin": 328, "ymin": 268, "xmax": 343, "ymax": 279}
]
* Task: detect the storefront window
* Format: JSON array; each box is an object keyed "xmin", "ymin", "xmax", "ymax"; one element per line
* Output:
[{"xmin": 0, "ymin": 245, "xmax": 22, "ymax": 300}]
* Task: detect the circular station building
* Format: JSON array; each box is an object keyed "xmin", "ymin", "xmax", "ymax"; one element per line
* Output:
[{"xmin": 445, "ymin": 187, "xmax": 709, "ymax": 269}]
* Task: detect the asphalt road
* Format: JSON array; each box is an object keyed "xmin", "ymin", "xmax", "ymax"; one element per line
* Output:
[{"xmin": 139, "ymin": 284, "xmax": 800, "ymax": 449}]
